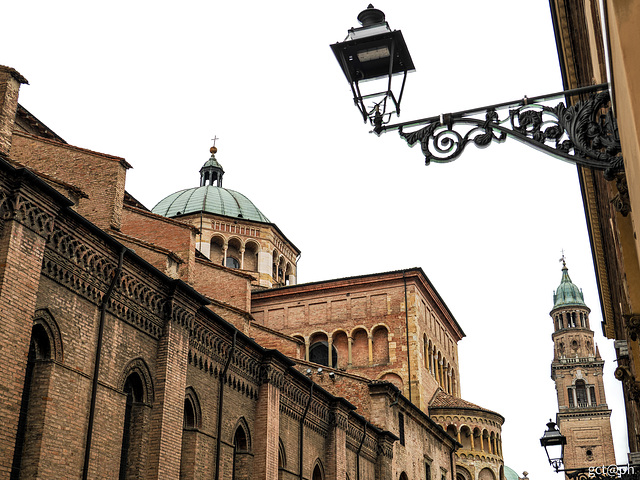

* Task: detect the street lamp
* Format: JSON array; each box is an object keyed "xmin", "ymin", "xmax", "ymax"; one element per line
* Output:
[
  {"xmin": 540, "ymin": 420, "xmax": 638, "ymax": 479},
  {"xmin": 331, "ymin": 6, "xmax": 622, "ymax": 178},
  {"xmin": 330, "ymin": 4, "xmax": 414, "ymax": 128},
  {"xmin": 540, "ymin": 420, "xmax": 566, "ymax": 473}
]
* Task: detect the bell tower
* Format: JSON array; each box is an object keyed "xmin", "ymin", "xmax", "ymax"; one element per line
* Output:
[{"xmin": 549, "ymin": 258, "xmax": 615, "ymax": 470}]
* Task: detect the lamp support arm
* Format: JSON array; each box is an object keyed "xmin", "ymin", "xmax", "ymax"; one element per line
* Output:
[{"xmin": 374, "ymin": 83, "xmax": 623, "ymax": 178}]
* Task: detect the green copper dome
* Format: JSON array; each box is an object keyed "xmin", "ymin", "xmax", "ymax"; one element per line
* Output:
[
  {"xmin": 552, "ymin": 262, "xmax": 586, "ymax": 309},
  {"xmin": 151, "ymin": 147, "xmax": 270, "ymax": 223},
  {"xmin": 503, "ymin": 466, "xmax": 521, "ymax": 480},
  {"xmin": 151, "ymin": 186, "xmax": 270, "ymax": 222}
]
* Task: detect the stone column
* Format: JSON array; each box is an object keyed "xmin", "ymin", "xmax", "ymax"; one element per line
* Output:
[
  {"xmin": 328, "ymin": 338, "xmax": 334, "ymax": 368},
  {"xmin": 348, "ymin": 337, "xmax": 353, "ymax": 366}
]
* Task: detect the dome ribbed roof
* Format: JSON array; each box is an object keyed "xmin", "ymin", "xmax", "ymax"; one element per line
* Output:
[
  {"xmin": 552, "ymin": 263, "xmax": 586, "ymax": 309},
  {"xmin": 503, "ymin": 466, "xmax": 520, "ymax": 480},
  {"xmin": 151, "ymin": 147, "xmax": 270, "ymax": 223},
  {"xmin": 151, "ymin": 186, "xmax": 270, "ymax": 223}
]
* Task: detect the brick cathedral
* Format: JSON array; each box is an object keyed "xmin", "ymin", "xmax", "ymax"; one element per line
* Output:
[{"xmin": 0, "ymin": 65, "xmax": 519, "ymax": 480}]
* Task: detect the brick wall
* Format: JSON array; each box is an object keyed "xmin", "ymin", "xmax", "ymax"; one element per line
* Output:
[
  {"xmin": 10, "ymin": 132, "xmax": 128, "ymax": 231},
  {"xmin": 193, "ymin": 259, "xmax": 252, "ymax": 312},
  {"xmin": 121, "ymin": 206, "xmax": 196, "ymax": 281},
  {"xmin": 0, "ymin": 67, "xmax": 26, "ymax": 155},
  {"xmin": 251, "ymin": 273, "xmax": 460, "ymax": 409},
  {"xmin": 0, "ymin": 216, "xmax": 48, "ymax": 477}
]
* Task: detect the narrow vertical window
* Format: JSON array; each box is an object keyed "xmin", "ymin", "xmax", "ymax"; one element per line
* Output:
[
  {"xmin": 232, "ymin": 425, "xmax": 250, "ymax": 480},
  {"xmin": 575, "ymin": 380, "xmax": 588, "ymax": 407},
  {"xmin": 11, "ymin": 323, "xmax": 52, "ymax": 479},
  {"xmin": 398, "ymin": 412, "xmax": 405, "ymax": 446},
  {"xmin": 119, "ymin": 373, "xmax": 145, "ymax": 480},
  {"xmin": 568, "ymin": 388, "xmax": 574, "ymax": 407}
]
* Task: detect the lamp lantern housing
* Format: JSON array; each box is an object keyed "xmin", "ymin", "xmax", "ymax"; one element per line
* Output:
[
  {"xmin": 540, "ymin": 420, "xmax": 567, "ymax": 472},
  {"xmin": 330, "ymin": 4, "xmax": 415, "ymax": 131}
]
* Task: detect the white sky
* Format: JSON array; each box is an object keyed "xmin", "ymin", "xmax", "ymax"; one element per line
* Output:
[{"xmin": 4, "ymin": 0, "xmax": 629, "ymax": 477}]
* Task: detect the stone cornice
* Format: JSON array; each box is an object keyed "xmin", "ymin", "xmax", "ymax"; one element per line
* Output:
[{"xmin": 252, "ymin": 268, "xmax": 465, "ymax": 340}]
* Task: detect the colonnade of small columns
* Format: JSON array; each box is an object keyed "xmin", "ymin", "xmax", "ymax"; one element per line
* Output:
[
  {"xmin": 202, "ymin": 234, "xmax": 296, "ymax": 286},
  {"xmin": 447, "ymin": 424, "xmax": 502, "ymax": 457},
  {"xmin": 300, "ymin": 326, "xmax": 391, "ymax": 369},
  {"xmin": 424, "ymin": 337, "xmax": 456, "ymax": 395},
  {"xmin": 553, "ymin": 309, "xmax": 589, "ymax": 330}
]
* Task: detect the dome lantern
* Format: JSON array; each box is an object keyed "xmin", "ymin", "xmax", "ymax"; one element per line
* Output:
[
  {"xmin": 151, "ymin": 145, "xmax": 270, "ymax": 223},
  {"xmin": 200, "ymin": 146, "xmax": 224, "ymax": 187}
]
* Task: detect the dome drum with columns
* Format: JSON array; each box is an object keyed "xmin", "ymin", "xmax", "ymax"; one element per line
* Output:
[{"xmin": 152, "ymin": 146, "xmax": 300, "ymax": 289}]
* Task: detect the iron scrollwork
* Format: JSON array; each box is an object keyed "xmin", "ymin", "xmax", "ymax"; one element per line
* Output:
[{"xmin": 392, "ymin": 85, "xmax": 623, "ymax": 177}]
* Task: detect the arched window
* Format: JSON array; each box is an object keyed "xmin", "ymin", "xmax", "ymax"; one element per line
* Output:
[
  {"xmin": 351, "ymin": 329, "xmax": 368, "ymax": 367},
  {"xmin": 12, "ymin": 323, "xmax": 54, "ymax": 478},
  {"xmin": 180, "ymin": 388, "xmax": 201, "ymax": 479},
  {"xmin": 446, "ymin": 424, "xmax": 457, "ymax": 442},
  {"xmin": 479, "ymin": 467, "xmax": 496, "ymax": 480},
  {"xmin": 575, "ymin": 380, "xmax": 588, "ymax": 406},
  {"xmin": 210, "ymin": 236, "xmax": 225, "ymax": 264},
  {"xmin": 278, "ymin": 438, "xmax": 286, "ymax": 480},
  {"xmin": 332, "ymin": 331, "xmax": 349, "ymax": 364},
  {"xmin": 244, "ymin": 241, "xmax": 260, "ymax": 272},
  {"xmin": 233, "ymin": 424, "xmax": 251, "ymax": 480},
  {"xmin": 423, "ymin": 335, "xmax": 428, "ymax": 368},
  {"xmin": 226, "ymin": 256, "xmax": 240, "ymax": 269},
  {"xmin": 457, "ymin": 466, "xmax": 472, "ymax": 480},
  {"xmin": 459, "ymin": 426, "xmax": 472, "ymax": 450},
  {"xmin": 309, "ymin": 341, "xmax": 338, "ymax": 368},
  {"xmin": 428, "ymin": 341, "xmax": 434, "ymax": 374},
  {"xmin": 184, "ymin": 398, "xmax": 195, "ymax": 428},
  {"xmin": 119, "ymin": 373, "xmax": 145, "ymax": 480},
  {"xmin": 372, "ymin": 326, "xmax": 389, "ymax": 365},
  {"xmin": 313, "ymin": 463, "xmax": 324, "ymax": 480}
]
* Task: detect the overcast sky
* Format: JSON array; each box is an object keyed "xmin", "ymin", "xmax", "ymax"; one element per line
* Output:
[{"xmin": 4, "ymin": 0, "xmax": 629, "ymax": 477}]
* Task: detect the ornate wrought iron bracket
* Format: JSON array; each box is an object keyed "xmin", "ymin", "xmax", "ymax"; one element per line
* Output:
[{"xmin": 374, "ymin": 84, "xmax": 624, "ymax": 178}]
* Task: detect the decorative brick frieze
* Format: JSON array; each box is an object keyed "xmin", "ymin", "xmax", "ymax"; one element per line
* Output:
[
  {"xmin": 328, "ymin": 407, "xmax": 349, "ymax": 431},
  {"xmin": 187, "ymin": 349, "xmax": 259, "ymax": 400},
  {"xmin": 0, "ymin": 192, "xmax": 55, "ymax": 238},
  {"xmin": 259, "ymin": 364, "xmax": 286, "ymax": 388},
  {"xmin": 42, "ymin": 247, "xmax": 166, "ymax": 339},
  {"xmin": 345, "ymin": 421, "xmax": 378, "ymax": 462},
  {"xmin": 376, "ymin": 435, "xmax": 395, "ymax": 459}
]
